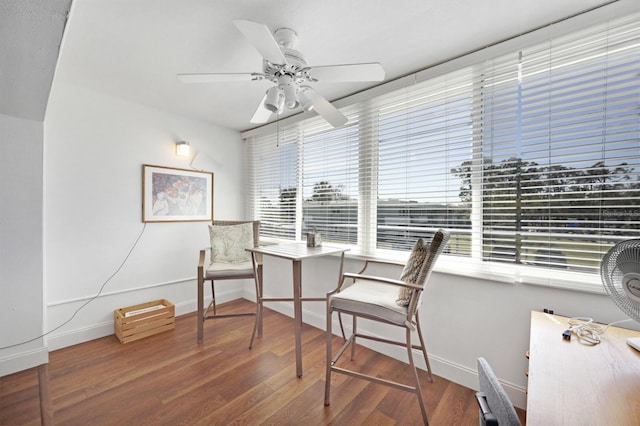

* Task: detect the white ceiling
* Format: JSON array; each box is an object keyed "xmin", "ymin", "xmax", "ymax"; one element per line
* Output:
[{"xmin": 9, "ymin": 0, "xmax": 622, "ymax": 131}]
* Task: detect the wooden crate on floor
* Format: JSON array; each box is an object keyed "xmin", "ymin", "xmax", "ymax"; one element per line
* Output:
[{"xmin": 114, "ymin": 299, "xmax": 175, "ymax": 344}]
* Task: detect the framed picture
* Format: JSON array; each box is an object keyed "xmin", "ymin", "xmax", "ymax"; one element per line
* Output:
[{"xmin": 142, "ymin": 164, "xmax": 213, "ymax": 222}]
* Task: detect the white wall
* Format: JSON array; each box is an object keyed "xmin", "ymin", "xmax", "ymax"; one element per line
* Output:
[
  {"xmin": 0, "ymin": 113, "xmax": 48, "ymax": 375},
  {"xmin": 43, "ymin": 82, "xmax": 246, "ymax": 349}
]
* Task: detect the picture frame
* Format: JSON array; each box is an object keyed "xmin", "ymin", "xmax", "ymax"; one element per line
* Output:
[{"xmin": 142, "ymin": 164, "xmax": 213, "ymax": 222}]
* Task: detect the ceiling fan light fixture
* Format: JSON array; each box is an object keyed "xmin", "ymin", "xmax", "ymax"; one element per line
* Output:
[
  {"xmin": 276, "ymin": 90, "xmax": 285, "ymax": 113},
  {"xmin": 282, "ymin": 83, "xmax": 299, "ymax": 109},
  {"xmin": 276, "ymin": 74, "xmax": 299, "ymax": 109},
  {"xmin": 298, "ymin": 90, "xmax": 314, "ymax": 112},
  {"xmin": 264, "ymin": 86, "xmax": 281, "ymax": 113}
]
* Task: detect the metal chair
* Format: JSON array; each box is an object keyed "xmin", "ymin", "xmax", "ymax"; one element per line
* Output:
[
  {"xmin": 196, "ymin": 220, "xmax": 262, "ymax": 347},
  {"xmin": 475, "ymin": 357, "xmax": 521, "ymax": 426},
  {"xmin": 324, "ymin": 229, "xmax": 450, "ymax": 425}
]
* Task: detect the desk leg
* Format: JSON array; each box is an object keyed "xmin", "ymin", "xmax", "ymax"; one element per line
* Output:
[
  {"xmin": 293, "ymin": 259, "xmax": 303, "ymax": 378},
  {"xmin": 253, "ymin": 255, "xmax": 263, "ymax": 339},
  {"xmin": 37, "ymin": 363, "xmax": 53, "ymax": 426}
]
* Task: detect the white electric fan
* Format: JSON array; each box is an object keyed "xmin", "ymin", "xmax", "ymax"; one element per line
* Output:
[{"xmin": 600, "ymin": 239, "xmax": 640, "ymax": 351}]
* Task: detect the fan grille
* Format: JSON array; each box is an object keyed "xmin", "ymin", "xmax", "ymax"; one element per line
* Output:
[{"xmin": 600, "ymin": 239, "xmax": 640, "ymax": 323}]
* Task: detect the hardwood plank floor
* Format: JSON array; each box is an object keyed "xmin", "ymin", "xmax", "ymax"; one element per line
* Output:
[{"xmin": 0, "ymin": 299, "xmax": 526, "ymax": 425}]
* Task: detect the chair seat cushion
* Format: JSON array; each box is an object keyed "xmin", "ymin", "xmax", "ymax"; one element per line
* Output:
[
  {"xmin": 205, "ymin": 260, "xmax": 254, "ymax": 279},
  {"xmin": 330, "ymin": 279, "xmax": 408, "ymax": 326}
]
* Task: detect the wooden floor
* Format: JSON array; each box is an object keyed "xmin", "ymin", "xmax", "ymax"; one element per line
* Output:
[{"xmin": 1, "ymin": 299, "xmax": 525, "ymax": 425}]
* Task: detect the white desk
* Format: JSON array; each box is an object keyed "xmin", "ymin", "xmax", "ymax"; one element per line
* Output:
[
  {"xmin": 527, "ymin": 310, "xmax": 640, "ymax": 425},
  {"xmin": 247, "ymin": 243, "xmax": 348, "ymax": 377}
]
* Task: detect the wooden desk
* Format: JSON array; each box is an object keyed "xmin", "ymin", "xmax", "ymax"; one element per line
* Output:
[
  {"xmin": 527, "ymin": 310, "xmax": 640, "ymax": 425},
  {"xmin": 247, "ymin": 243, "xmax": 348, "ymax": 377}
]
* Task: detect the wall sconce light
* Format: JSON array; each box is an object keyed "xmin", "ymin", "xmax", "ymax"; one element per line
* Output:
[{"xmin": 176, "ymin": 141, "xmax": 190, "ymax": 157}]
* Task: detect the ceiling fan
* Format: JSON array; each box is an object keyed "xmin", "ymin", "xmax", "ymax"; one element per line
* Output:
[{"xmin": 178, "ymin": 19, "xmax": 385, "ymax": 128}]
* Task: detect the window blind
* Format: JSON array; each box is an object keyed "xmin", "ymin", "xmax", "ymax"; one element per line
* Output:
[
  {"xmin": 245, "ymin": 12, "xmax": 640, "ymax": 284},
  {"xmin": 300, "ymin": 113, "xmax": 360, "ymax": 245},
  {"xmin": 246, "ymin": 126, "xmax": 300, "ymax": 240},
  {"xmin": 481, "ymin": 16, "xmax": 640, "ymax": 275},
  {"xmin": 374, "ymin": 70, "xmax": 475, "ymax": 255}
]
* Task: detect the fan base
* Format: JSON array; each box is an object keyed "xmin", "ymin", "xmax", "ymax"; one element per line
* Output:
[
  {"xmin": 274, "ymin": 27, "xmax": 297, "ymax": 48},
  {"xmin": 627, "ymin": 336, "xmax": 640, "ymax": 352}
]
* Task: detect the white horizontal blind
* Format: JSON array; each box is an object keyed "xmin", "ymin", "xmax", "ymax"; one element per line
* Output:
[
  {"xmin": 300, "ymin": 111, "xmax": 360, "ymax": 245},
  {"xmin": 246, "ymin": 127, "xmax": 299, "ymax": 240},
  {"xmin": 374, "ymin": 70, "xmax": 475, "ymax": 255},
  {"xmin": 481, "ymin": 15, "xmax": 640, "ymax": 274},
  {"xmin": 246, "ymin": 12, "xmax": 640, "ymax": 280}
]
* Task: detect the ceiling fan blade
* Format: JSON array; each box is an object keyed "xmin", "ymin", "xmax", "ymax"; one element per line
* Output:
[
  {"xmin": 177, "ymin": 73, "xmax": 259, "ymax": 83},
  {"xmin": 303, "ymin": 88, "xmax": 348, "ymax": 128},
  {"xmin": 233, "ymin": 19, "xmax": 287, "ymax": 65},
  {"xmin": 309, "ymin": 63, "xmax": 385, "ymax": 82},
  {"xmin": 250, "ymin": 94, "xmax": 273, "ymax": 123}
]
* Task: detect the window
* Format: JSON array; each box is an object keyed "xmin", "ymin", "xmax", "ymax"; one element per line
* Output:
[
  {"xmin": 480, "ymin": 17, "xmax": 640, "ymax": 275},
  {"xmin": 246, "ymin": 128, "xmax": 299, "ymax": 240},
  {"xmin": 245, "ymin": 12, "xmax": 640, "ymax": 286},
  {"xmin": 301, "ymin": 121, "xmax": 360, "ymax": 245},
  {"xmin": 376, "ymin": 70, "xmax": 474, "ymax": 254}
]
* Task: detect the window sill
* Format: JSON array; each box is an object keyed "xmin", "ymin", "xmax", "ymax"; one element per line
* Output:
[
  {"xmin": 433, "ymin": 256, "xmax": 605, "ymax": 294},
  {"xmin": 259, "ymin": 238, "xmax": 606, "ymax": 295},
  {"xmin": 345, "ymin": 247, "xmax": 605, "ymax": 295}
]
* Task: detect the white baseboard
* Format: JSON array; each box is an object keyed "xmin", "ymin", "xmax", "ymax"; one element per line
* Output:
[
  {"xmin": 47, "ymin": 322, "xmax": 114, "ymax": 351},
  {"xmin": 46, "ymin": 285, "xmax": 243, "ymax": 350},
  {"xmin": 0, "ymin": 347, "xmax": 49, "ymax": 376}
]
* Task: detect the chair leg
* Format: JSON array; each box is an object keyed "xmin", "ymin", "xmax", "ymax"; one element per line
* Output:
[
  {"xmin": 197, "ymin": 271, "xmax": 205, "ymax": 344},
  {"xmin": 210, "ymin": 280, "xmax": 217, "ymax": 316},
  {"xmin": 337, "ymin": 312, "xmax": 347, "ymax": 340},
  {"xmin": 324, "ymin": 306, "xmax": 333, "ymax": 406},
  {"xmin": 350, "ymin": 316, "xmax": 357, "ymax": 361},
  {"xmin": 415, "ymin": 315, "xmax": 434, "ymax": 382},
  {"xmin": 406, "ymin": 328, "xmax": 429, "ymax": 425}
]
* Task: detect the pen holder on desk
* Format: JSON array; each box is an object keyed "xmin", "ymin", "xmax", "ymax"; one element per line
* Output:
[{"xmin": 306, "ymin": 227, "xmax": 322, "ymax": 247}]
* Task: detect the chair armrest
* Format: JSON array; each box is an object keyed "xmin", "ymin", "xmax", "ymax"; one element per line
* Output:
[
  {"xmin": 198, "ymin": 248, "xmax": 210, "ymax": 270},
  {"xmin": 475, "ymin": 392, "xmax": 498, "ymax": 426},
  {"xmin": 198, "ymin": 250, "xmax": 204, "ymax": 268},
  {"xmin": 356, "ymin": 259, "xmax": 405, "ymax": 274},
  {"xmin": 342, "ymin": 272, "xmax": 422, "ymax": 290}
]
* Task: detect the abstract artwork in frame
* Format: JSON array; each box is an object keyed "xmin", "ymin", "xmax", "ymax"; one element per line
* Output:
[{"xmin": 142, "ymin": 164, "xmax": 213, "ymax": 222}]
